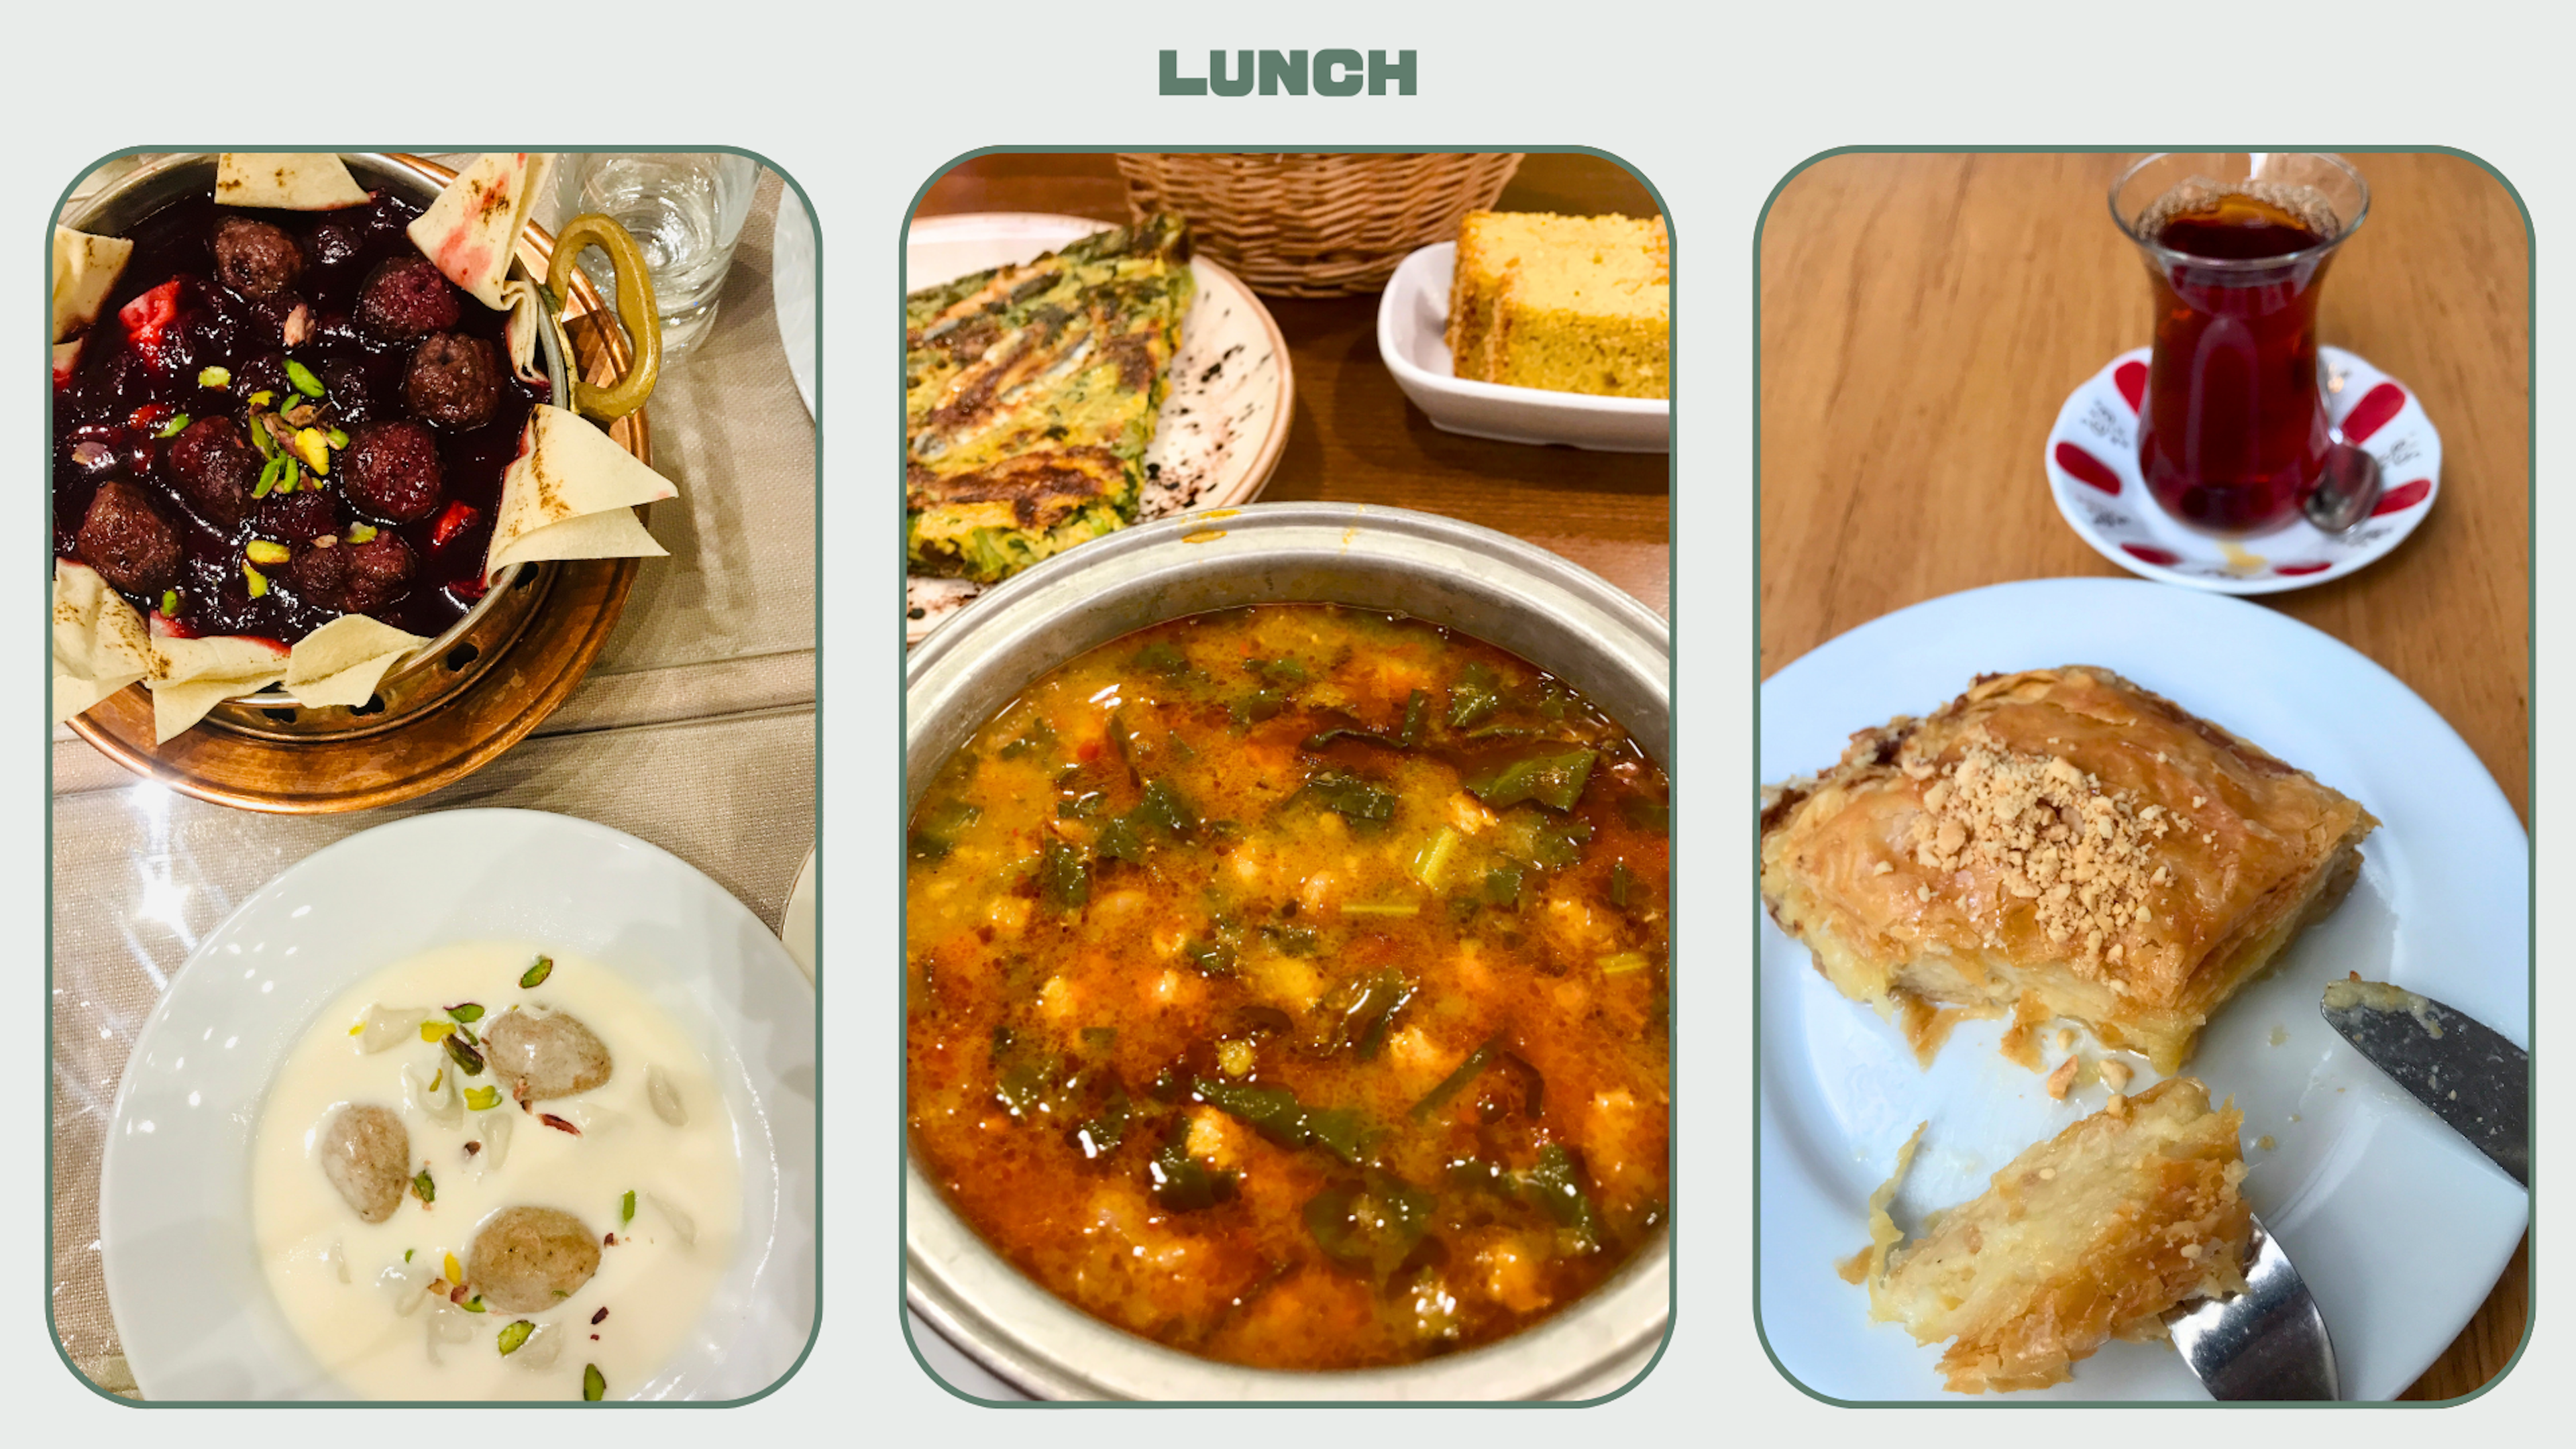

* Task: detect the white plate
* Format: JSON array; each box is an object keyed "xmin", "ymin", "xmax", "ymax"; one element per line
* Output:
[
  {"xmin": 1758, "ymin": 579, "xmax": 2526, "ymax": 1401},
  {"xmin": 774, "ymin": 184, "xmax": 816, "ymax": 419},
  {"xmin": 1376, "ymin": 241, "xmax": 1669, "ymax": 453},
  {"xmin": 2045, "ymin": 347, "xmax": 2440, "ymax": 594},
  {"xmin": 99, "ymin": 809, "xmax": 818, "ymax": 1401},
  {"xmin": 904, "ymin": 212, "xmax": 1294, "ymax": 643}
]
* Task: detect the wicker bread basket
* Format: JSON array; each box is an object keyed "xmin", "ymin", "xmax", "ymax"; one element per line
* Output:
[{"xmin": 1116, "ymin": 152, "xmax": 1524, "ymax": 298}]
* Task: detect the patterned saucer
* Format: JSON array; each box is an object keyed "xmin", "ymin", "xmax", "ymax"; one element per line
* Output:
[{"xmin": 2045, "ymin": 346, "xmax": 2439, "ymax": 595}]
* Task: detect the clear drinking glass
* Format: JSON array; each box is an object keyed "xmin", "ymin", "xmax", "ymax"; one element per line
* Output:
[
  {"xmin": 564, "ymin": 152, "xmax": 759, "ymax": 360},
  {"xmin": 2109, "ymin": 153, "xmax": 2369, "ymax": 537}
]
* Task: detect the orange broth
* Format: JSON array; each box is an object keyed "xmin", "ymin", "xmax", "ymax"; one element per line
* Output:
[{"xmin": 906, "ymin": 604, "xmax": 1670, "ymax": 1369}]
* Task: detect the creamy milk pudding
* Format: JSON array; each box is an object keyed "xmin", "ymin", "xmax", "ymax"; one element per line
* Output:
[{"xmin": 250, "ymin": 941, "xmax": 741, "ymax": 1400}]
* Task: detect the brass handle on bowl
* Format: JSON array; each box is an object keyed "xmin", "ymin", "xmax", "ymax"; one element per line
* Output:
[{"xmin": 546, "ymin": 213, "xmax": 661, "ymax": 421}]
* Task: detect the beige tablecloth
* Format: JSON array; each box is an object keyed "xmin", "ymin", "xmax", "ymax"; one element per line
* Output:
[{"xmin": 48, "ymin": 162, "xmax": 818, "ymax": 1393}]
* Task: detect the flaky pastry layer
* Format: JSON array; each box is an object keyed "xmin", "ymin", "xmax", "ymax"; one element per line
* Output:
[
  {"xmin": 1860, "ymin": 1078, "xmax": 2251, "ymax": 1394},
  {"xmin": 1762, "ymin": 666, "xmax": 2375, "ymax": 1072}
]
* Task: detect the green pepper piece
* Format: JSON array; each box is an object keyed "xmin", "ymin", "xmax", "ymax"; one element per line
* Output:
[
  {"xmin": 1318, "ymin": 968, "xmax": 1417, "ymax": 1060},
  {"xmin": 1132, "ymin": 640, "xmax": 1191, "ymax": 677},
  {"xmin": 1182, "ymin": 937, "xmax": 1236, "ymax": 977},
  {"xmin": 1134, "ymin": 777, "xmax": 1197, "ymax": 837},
  {"xmin": 1610, "ymin": 862, "xmax": 1633, "ymax": 909},
  {"xmin": 1039, "ymin": 837, "xmax": 1089, "ymax": 910},
  {"xmin": 1398, "ymin": 688, "xmax": 1430, "ymax": 747},
  {"xmin": 1193, "ymin": 1077, "xmax": 1366, "ymax": 1165},
  {"xmin": 1303, "ymin": 1169, "xmax": 1437, "ymax": 1278},
  {"xmin": 1095, "ymin": 816, "xmax": 1148, "ymax": 864},
  {"xmin": 1410, "ymin": 1036, "xmax": 1501, "ymax": 1120},
  {"xmin": 997, "ymin": 716, "xmax": 1056, "ymax": 760},
  {"xmin": 1446, "ymin": 664, "xmax": 1503, "ymax": 729},
  {"xmin": 1261, "ymin": 923, "xmax": 1320, "ymax": 957},
  {"xmin": 1147, "ymin": 1120, "xmax": 1236, "ymax": 1211},
  {"xmin": 1304, "ymin": 769, "xmax": 1397, "ymax": 822},
  {"xmin": 1071, "ymin": 1075, "xmax": 1130, "ymax": 1158},
  {"xmin": 1483, "ymin": 865, "xmax": 1525, "ymax": 908},
  {"xmin": 906, "ymin": 797, "xmax": 982, "ymax": 862},
  {"xmin": 1057, "ymin": 790, "xmax": 1105, "ymax": 819},
  {"xmin": 1523, "ymin": 1143, "xmax": 1603, "ymax": 1251},
  {"xmin": 1531, "ymin": 815, "xmax": 1596, "ymax": 869},
  {"xmin": 1462, "ymin": 745, "xmax": 1599, "ymax": 812},
  {"xmin": 1621, "ymin": 795, "xmax": 1672, "ymax": 837}
]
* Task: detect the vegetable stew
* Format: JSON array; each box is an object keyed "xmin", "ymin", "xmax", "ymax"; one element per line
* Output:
[{"xmin": 906, "ymin": 605, "xmax": 1670, "ymax": 1370}]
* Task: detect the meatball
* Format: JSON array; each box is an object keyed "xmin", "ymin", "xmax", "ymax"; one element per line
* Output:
[
  {"xmin": 290, "ymin": 533, "xmax": 415, "ymax": 615},
  {"xmin": 402, "ymin": 333, "xmax": 503, "ymax": 429},
  {"xmin": 75, "ymin": 480, "xmax": 182, "ymax": 595},
  {"xmin": 468, "ymin": 1206, "xmax": 601, "ymax": 1313},
  {"xmin": 356, "ymin": 254, "xmax": 462, "ymax": 340},
  {"xmin": 317, "ymin": 1104, "xmax": 410, "ymax": 1224},
  {"xmin": 341, "ymin": 421, "xmax": 444, "ymax": 522},
  {"xmin": 211, "ymin": 217, "xmax": 303, "ymax": 300},
  {"xmin": 165, "ymin": 416, "xmax": 262, "ymax": 526},
  {"xmin": 484, "ymin": 1008, "xmax": 612, "ymax": 1104},
  {"xmin": 255, "ymin": 486, "xmax": 338, "ymax": 545}
]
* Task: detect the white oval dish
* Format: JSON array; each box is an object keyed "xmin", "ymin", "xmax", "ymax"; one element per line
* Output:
[
  {"xmin": 1376, "ymin": 241, "xmax": 1669, "ymax": 454},
  {"xmin": 903, "ymin": 211, "xmax": 1293, "ymax": 643},
  {"xmin": 1758, "ymin": 579, "xmax": 2526, "ymax": 1401},
  {"xmin": 99, "ymin": 809, "xmax": 817, "ymax": 1401},
  {"xmin": 2045, "ymin": 346, "xmax": 2440, "ymax": 594}
]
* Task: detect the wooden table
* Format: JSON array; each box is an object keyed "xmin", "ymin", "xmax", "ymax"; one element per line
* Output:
[
  {"xmin": 915, "ymin": 153, "xmax": 1670, "ymax": 615},
  {"xmin": 1760, "ymin": 151, "xmax": 2528, "ymax": 1399}
]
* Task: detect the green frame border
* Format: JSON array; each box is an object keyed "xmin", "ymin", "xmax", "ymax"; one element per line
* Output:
[
  {"xmin": 41, "ymin": 144, "xmax": 826, "ymax": 1409},
  {"xmin": 896, "ymin": 144, "xmax": 1677, "ymax": 1408},
  {"xmin": 1748, "ymin": 144, "xmax": 2536, "ymax": 1409}
]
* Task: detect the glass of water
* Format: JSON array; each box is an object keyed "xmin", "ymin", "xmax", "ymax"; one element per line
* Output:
[{"xmin": 563, "ymin": 152, "xmax": 759, "ymax": 360}]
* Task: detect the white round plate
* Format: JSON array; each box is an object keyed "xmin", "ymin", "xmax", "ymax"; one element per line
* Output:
[
  {"xmin": 99, "ymin": 809, "xmax": 818, "ymax": 1401},
  {"xmin": 1758, "ymin": 579, "xmax": 2526, "ymax": 1401},
  {"xmin": 904, "ymin": 212, "xmax": 1295, "ymax": 644},
  {"xmin": 778, "ymin": 846, "xmax": 816, "ymax": 981},
  {"xmin": 774, "ymin": 184, "xmax": 816, "ymax": 419},
  {"xmin": 2046, "ymin": 347, "xmax": 2440, "ymax": 594},
  {"xmin": 1376, "ymin": 242, "xmax": 1669, "ymax": 454}
]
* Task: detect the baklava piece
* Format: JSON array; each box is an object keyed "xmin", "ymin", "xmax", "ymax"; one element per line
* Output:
[
  {"xmin": 1856, "ymin": 1078, "xmax": 2251, "ymax": 1394},
  {"xmin": 1761, "ymin": 666, "xmax": 2375, "ymax": 1073}
]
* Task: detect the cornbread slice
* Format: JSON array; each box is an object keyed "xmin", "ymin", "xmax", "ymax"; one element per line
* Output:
[
  {"xmin": 1857, "ymin": 1078, "xmax": 2251, "ymax": 1394},
  {"xmin": 1761, "ymin": 667, "xmax": 2375, "ymax": 1073},
  {"xmin": 1445, "ymin": 211, "xmax": 1668, "ymax": 399}
]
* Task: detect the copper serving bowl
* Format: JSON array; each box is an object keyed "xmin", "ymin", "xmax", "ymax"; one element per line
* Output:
[{"xmin": 58, "ymin": 152, "xmax": 660, "ymax": 808}]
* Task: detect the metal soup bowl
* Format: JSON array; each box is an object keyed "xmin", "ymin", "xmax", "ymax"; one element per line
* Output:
[
  {"xmin": 904, "ymin": 501, "xmax": 1672, "ymax": 1401},
  {"xmin": 60, "ymin": 152, "xmax": 572, "ymax": 727}
]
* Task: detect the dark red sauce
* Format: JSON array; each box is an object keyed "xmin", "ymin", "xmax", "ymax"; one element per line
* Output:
[{"xmin": 51, "ymin": 191, "xmax": 544, "ymax": 643}]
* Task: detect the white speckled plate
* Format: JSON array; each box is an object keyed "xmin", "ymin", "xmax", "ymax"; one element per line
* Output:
[
  {"xmin": 1757, "ymin": 580, "xmax": 2527, "ymax": 1401},
  {"xmin": 902, "ymin": 213, "xmax": 1294, "ymax": 645},
  {"xmin": 2045, "ymin": 347, "xmax": 2440, "ymax": 594}
]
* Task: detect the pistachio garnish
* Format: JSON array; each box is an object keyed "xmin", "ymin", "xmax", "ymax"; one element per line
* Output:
[
  {"xmin": 447, "ymin": 1003, "xmax": 486, "ymax": 1023},
  {"xmin": 464, "ymin": 1085, "xmax": 502, "ymax": 1112},
  {"xmin": 411, "ymin": 1169, "xmax": 435, "ymax": 1205},
  {"xmin": 327, "ymin": 426, "xmax": 352, "ymax": 449},
  {"xmin": 345, "ymin": 523, "xmax": 379, "ymax": 543},
  {"xmin": 445, "ymin": 1251, "xmax": 464, "ymax": 1283},
  {"xmin": 242, "ymin": 561, "xmax": 269, "ymax": 598},
  {"xmin": 496, "ymin": 1320, "xmax": 535, "ymax": 1356},
  {"xmin": 293, "ymin": 427, "xmax": 331, "ymax": 474},
  {"xmin": 521, "ymin": 955, "xmax": 555, "ymax": 989},
  {"xmin": 197, "ymin": 366, "xmax": 231, "ymax": 388},
  {"xmin": 284, "ymin": 358, "xmax": 325, "ymax": 398},
  {"xmin": 444, "ymin": 1034, "xmax": 487, "ymax": 1077},
  {"xmin": 158, "ymin": 589, "xmax": 179, "ymax": 616},
  {"xmin": 621, "ymin": 1190, "xmax": 635, "ymax": 1226},
  {"xmin": 153, "ymin": 412, "xmax": 190, "ymax": 439},
  {"xmin": 582, "ymin": 1364, "xmax": 606, "ymax": 1401},
  {"xmin": 245, "ymin": 540, "xmax": 290, "ymax": 566},
  {"xmin": 421, "ymin": 1020, "xmax": 458, "ymax": 1043},
  {"xmin": 248, "ymin": 388, "xmax": 275, "ymax": 407},
  {"xmin": 460, "ymin": 1294, "xmax": 488, "ymax": 1314}
]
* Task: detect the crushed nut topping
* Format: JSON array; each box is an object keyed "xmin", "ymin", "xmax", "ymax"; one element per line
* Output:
[
  {"xmin": 2045, "ymin": 1055, "xmax": 2079, "ymax": 1099},
  {"xmin": 1905, "ymin": 737, "xmax": 2169, "ymax": 969},
  {"xmin": 2100, "ymin": 1059, "xmax": 2134, "ymax": 1091}
]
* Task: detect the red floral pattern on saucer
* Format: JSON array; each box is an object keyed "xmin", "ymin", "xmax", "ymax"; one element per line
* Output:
[{"xmin": 2044, "ymin": 346, "xmax": 2440, "ymax": 595}]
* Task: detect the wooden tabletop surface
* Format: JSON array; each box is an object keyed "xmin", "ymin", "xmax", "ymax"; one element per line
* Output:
[
  {"xmin": 914, "ymin": 152, "xmax": 1671, "ymax": 615},
  {"xmin": 1760, "ymin": 151, "xmax": 2529, "ymax": 1400}
]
